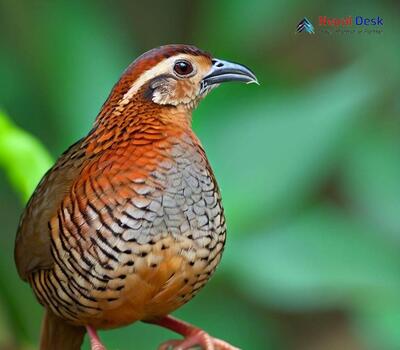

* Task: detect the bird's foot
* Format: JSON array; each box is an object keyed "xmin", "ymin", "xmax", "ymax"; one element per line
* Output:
[
  {"xmin": 86, "ymin": 325, "xmax": 107, "ymax": 350},
  {"xmin": 146, "ymin": 315, "xmax": 240, "ymax": 350},
  {"xmin": 158, "ymin": 329, "xmax": 240, "ymax": 350}
]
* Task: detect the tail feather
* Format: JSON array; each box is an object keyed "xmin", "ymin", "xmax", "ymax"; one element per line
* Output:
[{"xmin": 40, "ymin": 310, "xmax": 85, "ymax": 350}]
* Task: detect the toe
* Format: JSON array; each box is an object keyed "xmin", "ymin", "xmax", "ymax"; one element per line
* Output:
[
  {"xmin": 157, "ymin": 328, "xmax": 238, "ymax": 350},
  {"xmin": 158, "ymin": 339, "xmax": 182, "ymax": 350},
  {"xmin": 176, "ymin": 329, "xmax": 214, "ymax": 350},
  {"xmin": 213, "ymin": 338, "xmax": 241, "ymax": 350}
]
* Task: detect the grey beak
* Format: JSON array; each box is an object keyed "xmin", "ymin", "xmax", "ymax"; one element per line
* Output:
[{"xmin": 202, "ymin": 58, "xmax": 259, "ymax": 87}]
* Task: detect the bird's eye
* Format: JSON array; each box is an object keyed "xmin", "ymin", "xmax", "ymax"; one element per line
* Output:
[{"xmin": 173, "ymin": 60, "xmax": 193, "ymax": 76}]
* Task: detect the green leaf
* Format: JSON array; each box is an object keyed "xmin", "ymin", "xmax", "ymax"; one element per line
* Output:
[{"xmin": 0, "ymin": 110, "xmax": 53, "ymax": 202}]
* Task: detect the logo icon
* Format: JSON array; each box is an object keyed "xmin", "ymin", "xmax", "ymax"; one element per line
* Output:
[{"xmin": 296, "ymin": 17, "xmax": 315, "ymax": 34}]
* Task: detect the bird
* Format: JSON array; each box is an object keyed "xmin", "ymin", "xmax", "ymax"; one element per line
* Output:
[{"xmin": 14, "ymin": 44, "xmax": 258, "ymax": 350}]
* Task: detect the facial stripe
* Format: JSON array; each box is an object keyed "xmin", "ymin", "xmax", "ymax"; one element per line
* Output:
[{"xmin": 115, "ymin": 54, "xmax": 196, "ymax": 112}]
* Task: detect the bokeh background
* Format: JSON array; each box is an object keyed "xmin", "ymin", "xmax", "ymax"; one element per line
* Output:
[{"xmin": 1, "ymin": 0, "xmax": 400, "ymax": 349}]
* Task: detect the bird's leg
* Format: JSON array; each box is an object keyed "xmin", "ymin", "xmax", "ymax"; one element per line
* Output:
[
  {"xmin": 86, "ymin": 326, "xmax": 107, "ymax": 350},
  {"xmin": 147, "ymin": 315, "xmax": 240, "ymax": 350}
]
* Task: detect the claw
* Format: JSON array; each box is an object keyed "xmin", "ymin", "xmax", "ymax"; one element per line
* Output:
[
  {"xmin": 158, "ymin": 328, "xmax": 240, "ymax": 350},
  {"xmin": 158, "ymin": 339, "xmax": 182, "ymax": 350}
]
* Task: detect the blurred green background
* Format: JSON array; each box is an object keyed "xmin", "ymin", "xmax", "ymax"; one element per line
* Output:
[{"xmin": 1, "ymin": 0, "xmax": 400, "ymax": 349}]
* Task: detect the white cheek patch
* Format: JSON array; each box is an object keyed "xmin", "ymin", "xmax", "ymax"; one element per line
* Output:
[
  {"xmin": 150, "ymin": 76, "xmax": 178, "ymax": 105},
  {"xmin": 152, "ymin": 89, "xmax": 175, "ymax": 105}
]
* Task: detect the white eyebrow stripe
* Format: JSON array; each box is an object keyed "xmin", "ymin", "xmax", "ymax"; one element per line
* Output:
[{"xmin": 114, "ymin": 53, "xmax": 193, "ymax": 112}]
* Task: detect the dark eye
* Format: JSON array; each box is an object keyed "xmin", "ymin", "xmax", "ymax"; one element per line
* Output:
[{"xmin": 173, "ymin": 60, "xmax": 193, "ymax": 76}]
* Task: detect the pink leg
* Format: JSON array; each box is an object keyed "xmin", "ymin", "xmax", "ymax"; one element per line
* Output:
[
  {"xmin": 147, "ymin": 315, "xmax": 240, "ymax": 350},
  {"xmin": 86, "ymin": 326, "xmax": 107, "ymax": 350}
]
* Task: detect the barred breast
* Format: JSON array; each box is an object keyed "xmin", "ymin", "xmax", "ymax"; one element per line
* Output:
[{"xmin": 29, "ymin": 131, "xmax": 226, "ymax": 329}]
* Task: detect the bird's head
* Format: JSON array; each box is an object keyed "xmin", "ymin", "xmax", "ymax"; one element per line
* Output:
[{"xmin": 104, "ymin": 45, "xmax": 258, "ymax": 117}]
